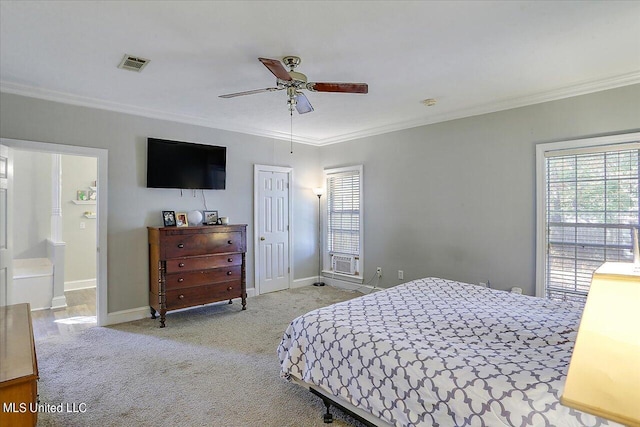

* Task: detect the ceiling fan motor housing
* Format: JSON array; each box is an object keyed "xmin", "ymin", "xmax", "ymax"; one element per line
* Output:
[{"xmin": 287, "ymin": 71, "xmax": 307, "ymax": 84}]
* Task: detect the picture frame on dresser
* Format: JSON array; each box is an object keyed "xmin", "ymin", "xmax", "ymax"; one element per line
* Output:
[
  {"xmin": 162, "ymin": 210, "xmax": 176, "ymax": 227},
  {"xmin": 203, "ymin": 210, "xmax": 218, "ymax": 225},
  {"xmin": 175, "ymin": 212, "xmax": 188, "ymax": 227}
]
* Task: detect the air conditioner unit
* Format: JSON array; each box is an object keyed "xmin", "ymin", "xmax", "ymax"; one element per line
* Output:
[{"xmin": 332, "ymin": 254, "xmax": 356, "ymax": 275}]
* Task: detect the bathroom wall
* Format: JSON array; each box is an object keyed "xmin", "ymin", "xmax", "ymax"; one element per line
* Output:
[
  {"xmin": 62, "ymin": 155, "xmax": 97, "ymax": 289},
  {"xmin": 12, "ymin": 150, "xmax": 52, "ymax": 259},
  {"xmin": 11, "ymin": 149, "xmax": 97, "ymax": 290}
]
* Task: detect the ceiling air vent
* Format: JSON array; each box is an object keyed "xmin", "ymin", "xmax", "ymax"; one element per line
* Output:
[{"xmin": 118, "ymin": 54, "xmax": 150, "ymax": 72}]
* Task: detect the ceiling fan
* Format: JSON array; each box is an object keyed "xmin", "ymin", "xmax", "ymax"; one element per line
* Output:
[{"xmin": 219, "ymin": 56, "xmax": 368, "ymax": 114}]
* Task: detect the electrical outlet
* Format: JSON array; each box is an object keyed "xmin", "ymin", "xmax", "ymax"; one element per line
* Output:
[
  {"xmin": 376, "ymin": 267, "xmax": 382, "ymax": 277},
  {"xmin": 398, "ymin": 270, "xmax": 404, "ymax": 280}
]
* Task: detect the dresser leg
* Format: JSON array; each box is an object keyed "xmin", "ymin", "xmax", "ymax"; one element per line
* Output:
[
  {"xmin": 242, "ymin": 295, "xmax": 247, "ymax": 310},
  {"xmin": 159, "ymin": 309, "xmax": 166, "ymax": 328},
  {"xmin": 228, "ymin": 299, "xmax": 233, "ymax": 304},
  {"xmin": 150, "ymin": 307, "xmax": 157, "ymax": 319}
]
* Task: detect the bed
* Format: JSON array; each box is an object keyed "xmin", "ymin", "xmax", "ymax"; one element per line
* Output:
[{"xmin": 278, "ymin": 277, "xmax": 619, "ymax": 427}]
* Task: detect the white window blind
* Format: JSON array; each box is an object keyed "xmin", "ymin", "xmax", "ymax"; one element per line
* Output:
[
  {"xmin": 545, "ymin": 145, "xmax": 639, "ymax": 302},
  {"xmin": 326, "ymin": 169, "xmax": 361, "ymax": 256}
]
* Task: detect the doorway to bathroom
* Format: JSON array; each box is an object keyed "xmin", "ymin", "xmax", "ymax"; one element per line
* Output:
[{"xmin": 0, "ymin": 138, "xmax": 108, "ymax": 335}]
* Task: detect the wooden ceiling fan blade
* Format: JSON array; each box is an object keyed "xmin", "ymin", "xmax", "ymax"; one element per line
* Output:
[
  {"xmin": 295, "ymin": 92, "xmax": 314, "ymax": 114},
  {"xmin": 307, "ymin": 82, "xmax": 368, "ymax": 94},
  {"xmin": 258, "ymin": 57, "xmax": 292, "ymax": 81},
  {"xmin": 219, "ymin": 87, "xmax": 282, "ymax": 98}
]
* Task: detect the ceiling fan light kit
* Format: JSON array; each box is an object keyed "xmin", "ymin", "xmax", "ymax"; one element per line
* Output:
[{"xmin": 219, "ymin": 56, "xmax": 368, "ymax": 114}]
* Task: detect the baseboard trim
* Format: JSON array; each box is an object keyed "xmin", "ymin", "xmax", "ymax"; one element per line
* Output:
[
  {"xmin": 292, "ymin": 276, "xmax": 319, "ymax": 289},
  {"xmin": 105, "ymin": 306, "xmax": 149, "ymax": 326},
  {"xmin": 65, "ymin": 278, "xmax": 97, "ymax": 291},
  {"xmin": 106, "ymin": 293, "xmax": 257, "ymax": 326},
  {"xmin": 323, "ymin": 277, "xmax": 378, "ymax": 294},
  {"xmin": 289, "ymin": 276, "xmax": 377, "ymax": 293},
  {"xmin": 50, "ymin": 295, "xmax": 68, "ymax": 310}
]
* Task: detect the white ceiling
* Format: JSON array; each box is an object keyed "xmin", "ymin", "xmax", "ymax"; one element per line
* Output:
[{"xmin": 1, "ymin": 1, "xmax": 639, "ymax": 145}]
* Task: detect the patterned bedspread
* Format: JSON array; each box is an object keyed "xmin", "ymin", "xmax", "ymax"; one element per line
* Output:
[{"xmin": 278, "ymin": 277, "xmax": 617, "ymax": 427}]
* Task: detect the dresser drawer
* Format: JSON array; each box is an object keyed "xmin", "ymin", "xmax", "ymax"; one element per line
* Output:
[
  {"xmin": 166, "ymin": 281, "xmax": 242, "ymax": 310},
  {"xmin": 162, "ymin": 232, "xmax": 244, "ymax": 258},
  {"xmin": 165, "ymin": 253, "xmax": 242, "ymax": 274},
  {"xmin": 165, "ymin": 266, "xmax": 241, "ymax": 290}
]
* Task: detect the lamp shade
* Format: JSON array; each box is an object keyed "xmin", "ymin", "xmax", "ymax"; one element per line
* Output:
[
  {"xmin": 561, "ymin": 262, "xmax": 640, "ymax": 426},
  {"xmin": 312, "ymin": 187, "xmax": 324, "ymax": 197}
]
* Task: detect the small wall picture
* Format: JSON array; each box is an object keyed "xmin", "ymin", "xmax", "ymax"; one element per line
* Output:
[
  {"xmin": 176, "ymin": 212, "xmax": 189, "ymax": 227},
  {"xmin": 203, "ymin": 210, "xmax": 218, "ymax": 225},
  {"xmin": 77, "ymin": 190, "xmax": 88, "ymax": 201},
  {"xmin": 162, "ymin": 210, "xmax": 176, "ymax": 227},
  {"xmin": 88, "ymin": 190, "xmax": 97, "ymax": 201}
]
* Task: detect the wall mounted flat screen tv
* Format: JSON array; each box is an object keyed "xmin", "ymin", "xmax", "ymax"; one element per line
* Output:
[{"xmin": 146, "ymin": 138, "xmax": 226, "ymax": 189}]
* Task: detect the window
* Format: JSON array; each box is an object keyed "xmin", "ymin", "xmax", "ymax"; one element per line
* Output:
[
  {"xmin": 536, "ymin": 133, "xmax": 640, "ymax": 303},
  {"xmin": 324, "ymin": 165, "xmax": 363, "ymax": 279}
]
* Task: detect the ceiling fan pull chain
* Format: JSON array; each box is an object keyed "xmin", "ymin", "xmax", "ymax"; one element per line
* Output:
[{"xmin": 290, "ymin": 110, "xmax": 293, "ymax": 154}]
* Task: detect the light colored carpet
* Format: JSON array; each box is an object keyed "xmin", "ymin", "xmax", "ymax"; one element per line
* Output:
[{"xmin": 35, "ymin": 286, "xmax": 367, "ymax": 427}]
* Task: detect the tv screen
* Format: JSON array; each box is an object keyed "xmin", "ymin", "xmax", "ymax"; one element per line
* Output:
[{"xmin": 146, "ymin": 138, "xmax": 226, "ymax": 189}]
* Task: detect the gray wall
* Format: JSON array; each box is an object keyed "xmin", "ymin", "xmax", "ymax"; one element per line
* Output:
[
  {"xmin": 1, "ymin": 84, "xmax": 638, "ymax": 315},
  {"xmin": 319, "ymin": 84, "xmax": 640, "ymax": 294},
  {"xmin": 0, "ymin": 93, "xmax": 321, "ymax": 313}
]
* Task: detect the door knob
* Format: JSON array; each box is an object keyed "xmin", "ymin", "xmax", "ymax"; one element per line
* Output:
[{"xmin": 260, "ymin": 237, "xmax": 265, "ymax": 241}]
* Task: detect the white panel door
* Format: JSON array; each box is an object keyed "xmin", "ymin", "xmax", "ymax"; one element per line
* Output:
[
  {"xmin": 258, "ymin": 170, "xmax": 290, "ymax": 293},
  {"xmin": 0, "ymin": 144, "xmax": 12, "ymax": 306}
]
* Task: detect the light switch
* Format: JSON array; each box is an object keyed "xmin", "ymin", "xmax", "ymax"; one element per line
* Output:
[{"xmin": 80, "ymin": 222, "xmax": 86, "ymax": 229}]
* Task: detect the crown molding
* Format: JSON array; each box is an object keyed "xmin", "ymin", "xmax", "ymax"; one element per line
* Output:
[
  {"xmin": 0, "ymin": 81, "xmax": 322, "ymax": 144},
  {"xmin": 2, "ymin": 71, "xmax": 639, "ymax": 146},
  {"xmin": 315, "ymin": 71, "xmax": 640, "ymax": 146}
]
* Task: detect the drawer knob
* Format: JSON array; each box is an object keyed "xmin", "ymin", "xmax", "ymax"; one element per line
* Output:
[
  {"xmin": 227, "ymin": 240, "xmax": 233, "ymax": 244},
  {"xmin": 178, "ymin": 294, "xmax": 184, "ymax": 299},
  {"xmin": 178, "ymin": 278, "xmax": 184, "ymax": 283},
  {"xmin": 227, "ymin": 257, "xmax": 233, "ymax": 262},
  {"xmin": 179, "ymin": 262, "xmax": 185, "ymax": 267},
  {"xmin": 177, "ymin": 243, "xmax": 184, "ymax": 248},
  {"xmin": 227, "ymin": 286, "xmax": 233, "ymax": 291},
  {"xmin": 226, "ymin": 271, "xmax": 232, "ymax": 275}
]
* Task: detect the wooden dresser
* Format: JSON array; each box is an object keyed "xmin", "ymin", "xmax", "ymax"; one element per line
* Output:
[
  {"xmin": 148, "ymin": 224, "xmax": 247, "ymax": 327},
  {"xmin": 0, "ymin": 303, "xmax": 39, "ymax": 427}
]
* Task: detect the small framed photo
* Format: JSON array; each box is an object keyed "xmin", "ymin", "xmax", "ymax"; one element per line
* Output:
[
  {"xmin": 77, "ymin": 190, "xmax": 88, "ymax": 201},
  {"xmin": 176, "ymin": 212, "xmax": 189, "ymax": 227},
  {"xmin": 88, "ymin": 190, "xmax": 97, "ymax": 201},
  {"xmin": 203, "ymin": 210, "xmax": 219, "ymax": 225},
  {"xmin": 162, "ymin": 210, "xmax": 176, "ymax": 227}
]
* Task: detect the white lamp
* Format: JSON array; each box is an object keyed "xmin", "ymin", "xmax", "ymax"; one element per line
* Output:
[
  {"xmin": 561, "ymin": 260, "xmax": 640, "ymax": 426},
  {"xmin": 187, "ymin": 210, "xmax": 203, "ymax": 226},
  {"xmin": 312, "ymin": 187, "xmax": 325, "ymax": 286}
]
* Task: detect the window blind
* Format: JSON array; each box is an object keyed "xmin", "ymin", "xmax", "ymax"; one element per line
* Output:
[
  {"xmin": 545, "ymin": 147, "xmax": 639, "ymax": 302},
  {"xmin": 327, "ymin": 170, "xmax": 360, "ymax": 256}
]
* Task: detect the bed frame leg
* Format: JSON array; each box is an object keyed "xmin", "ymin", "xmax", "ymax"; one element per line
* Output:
[
  {"xmin": 323, "ymin": 399, "xmax": 333, "ymax": 423},
  {"xmin": 309, "ymin": 388, "xmax": 375, "ymax": 427}
]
